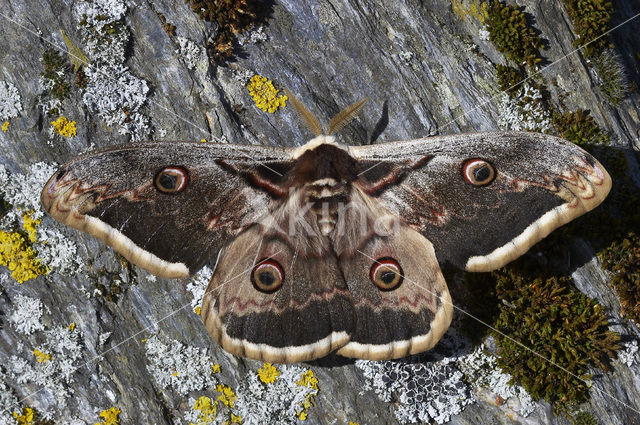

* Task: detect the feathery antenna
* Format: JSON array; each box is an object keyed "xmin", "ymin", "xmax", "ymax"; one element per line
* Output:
[
  {"xmin": 327, "ymin": 97, "xmax": 369, "ymax": 135},
  {"xmin": 285, "ymin": 89, "xmax": 369, "ymax": 136},
  {"xmin": 284, "ymin": 89, "xmax": 323, "ymax": 136}
]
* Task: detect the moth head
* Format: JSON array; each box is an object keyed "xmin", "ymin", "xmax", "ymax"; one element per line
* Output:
[
  {"xmin": 154, "ymin": 166, "xmax": 189, "ymax": 194},
  {"xmin": 251, "ymin": 258, "xmax": 285, "ymax": 293},
  {"xmin": 370, "ymin": 257, "xmax": 403, "ymax": 291},
  {"xmin": 461, "ymin": 158, "xmax": 495, "ymax": 186}
]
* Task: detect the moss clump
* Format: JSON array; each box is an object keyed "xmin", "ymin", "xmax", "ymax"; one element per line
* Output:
[
  {"xmin": 486, "ymin": 1, "xmax": 543, "ymax": 66},
  {"xmin": 552, "ymin": 109, "xmax": 609, "ymax": 147},
  {"xmin": 41, "ymin": 49, "xmax": 71, "ymax": 103},
  {"xmin": 592, "ymin": 50, "xmax": 629, "ymax": 105},
  {"xmin": 186, "ymin": 0, "xmax": 266, "ymax": 62},
  {"xmin": 562, "ymin": 0, "xmax": 613, "ymax": 58},
  {"xmin": 75, "ymin": 68, "xmax": 88, "ymax": 88},
  {"xmin": 158, "ymin": 13, "xmax": 176, "ymax": 36},
  {"xmin": 574, "ymin": 410, "xmax": 598, "ymax": 425},
  {"xmin": 599, "ymin": 233, "xmax": 640, "ymax": 323},
  {"xmin": 495, "ymin": 64, "xmax": 524, "ymax": 94},
  {"xmin": 487, "ymin": 265, "xmax": 619, "ymax": 411}
]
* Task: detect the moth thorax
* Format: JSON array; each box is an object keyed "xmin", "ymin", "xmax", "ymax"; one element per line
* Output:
[{"xmin": 305, "ymin": 179, "xmax": 348, "ymax": 236}]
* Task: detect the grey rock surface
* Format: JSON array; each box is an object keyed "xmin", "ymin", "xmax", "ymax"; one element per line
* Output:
[{"xmin": 0, "ymin": 0, "xmax": 639, "ymax": 424}]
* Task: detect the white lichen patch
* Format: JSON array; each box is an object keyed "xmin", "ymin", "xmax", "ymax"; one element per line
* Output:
[
  {"xmin": 7, "ymin": 325, "xmax": 84, "ymax": 412},
  {"xmin": 356, "ymin": 323, "xmax": 538, "ymax": 424},
  {"xmin": 0, "ymin": 163, "xmax": 83, "ymax": 277},
  {"xmin": 497, "ymin": 83, "xmax": 551, "ymax": 132},
  {"xmin": 356, "ymin": 357, "xmax": 472, "ymax": 424},
  {"xmin": 457, "ymin": 344, "xmax": 536, "ymax": 417},
  {"xmin": 0, "ymin": 367, "xmax": 19, "ymax": 425},
  {"xmin": 0, "ymin": 162, "xmax": 55, "ymax": 221},
  {"xmin": 233, "ymin": 365, "xmax": 318, "ymax": 425},
  {"xmin": 73, "ymin": 0, "xmax": 151, "ymax": 141},
  {"xmin": 0, "ymin": 80, "xmax": 23, "ymax": 120},
  {"xmin": 397, "ymin": 51, "xmax": 414, "ymax": 65},
  {"xmin": 186, "ymin": 266, "xmax": 212, "ymax": 315},
  {"xmin": 618, "ymin": 339, "xmax": 639, "ymax": 368},
  {"xmin": 176, "ymin": 37, "xmax": 205, "ymax": 70},
  {"xmin": 232, "ymin": 67, "xmax": 255, "ymax": 85},
  {"xmin": 74, "ymin": 0, "xmax": 126, "ymax": 26},
  {"xmin": 478, "ymin": 25, "xmax": 490, "ymax": 41},
  {"xmin": 238, "ymin": 26, "xmax": 268, "ymax": 45},
  {"xmin": 8, "ymin": 294, "xmax": 45, "ymax": 335},
  {"xmin": 145, "ymin": 335, "xmax": 220, "ymax": 396},
  {"xmin": 82, "ymin": 67, "xmax": 150, "ymax": 140}
]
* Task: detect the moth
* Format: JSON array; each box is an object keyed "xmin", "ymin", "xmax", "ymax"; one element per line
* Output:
[{"xmin": 41, "ymin": 95, "xmax": 611, "ymax": 363}]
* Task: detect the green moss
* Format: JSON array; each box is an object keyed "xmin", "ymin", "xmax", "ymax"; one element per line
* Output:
[
  {"xmin": 486, "ymin": 1, "xmax": 544, "ymax": 67},
  {"xmin": 489, "ymin": 265, "xmax": 619, "ymax": 411},
  {"xmin": 599, "ymin": 233, "xmax": 640, "ymax": 323},
  {"xmin": 185, "ymin": 0, "xmax": 266, "ymax": 62},
  {"xmin": 75, "ymin": 68, "xmax": 88, "ymax": 88},
  {"xmin": 552, "ymin": 109, "xmax": 610, "ymax": 147},
  {"xmin": 562, "ymin": 0, "xmax": 613, "ymax": 58},
  {"xmin": 574, "ymin": 410, "xmax": 598, "ymax": 425},
  {"xmin": 41, "ymin": 49, "xmax": 71, "ymax": 103},
  {"xmin": 592, "ymin": 50, "xmax": 629, "ymax": 105},
  {"xmin": 495, "ymin": 64, "xmax": 524, "ymax": 94}
]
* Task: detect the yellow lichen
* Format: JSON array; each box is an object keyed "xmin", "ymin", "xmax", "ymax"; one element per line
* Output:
[
  {"xmin": 13, "ymin": 407, "xmax": 35, "ymax": 425},
  {"xmin": 211, "ymin": 363, "xmax": 221, "ymax": 373},
  {"xmin": 190, "ymin": 396, "xmax": 217, "ymax": 425},
  {"xmin": 247, "ymin": 75, "xmax": 287, "ymax": 113},
  {"xmin": 296, "ymin": 370, "xmax": 318, "ymax": 390},
  {"xmin": 296, "ymin": 370, "xmax": 319, "ymax": 420},
  {"xmin": 22, "ymin": 211, "xmax": 41, "ymax": 243},
  {"xmin": 0, "ymin": 230, "xmax": 48, "ymax": 283},
  {"xmin": 258, "ymin": 362, "xmax": 279, "ymax": 384},
  {"xmin": 95, "ymin": 407, "xmax": 121, "ymax": 425},
  {"xmin": 226, "ymin": 413, "xmax": 242, "ymax": 424},
  {"xmin": 452, "ymin": 0, "xmax": 488, "ymax": 23},
  {"xmin": 1, "ymin": 121, "xmax": 8, "ymax": 132},
  {"xmin": 216, "ymin": 384, "xmax": 237, "ymax": 408},
  {"xmin": 68, "ymin": 322, "xmax": 76, "ymax": 331},
  {"xmin": 33, "ymin": 349, "xmax": 51, "ymax": 363},
  {"xmin": 51, "ymin": 116, "xmax": 77, "ymax": 138}
]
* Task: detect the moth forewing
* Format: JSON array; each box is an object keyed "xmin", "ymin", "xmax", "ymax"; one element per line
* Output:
[{"xmin": 41, "ymin": 104, "xmax": 610, "ymax": 363}]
